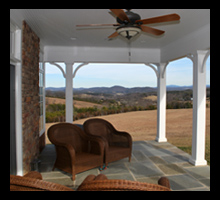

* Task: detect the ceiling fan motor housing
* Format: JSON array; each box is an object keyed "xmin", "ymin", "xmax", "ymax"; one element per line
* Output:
[{"xmin": 116, "ymin": 11, "xmax": 141, "ymax": 24}]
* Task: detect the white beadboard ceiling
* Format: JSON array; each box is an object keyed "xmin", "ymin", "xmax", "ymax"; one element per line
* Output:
[{"xmin": 10, "ymin": 9, "xmax": 210, "ymax": 49}]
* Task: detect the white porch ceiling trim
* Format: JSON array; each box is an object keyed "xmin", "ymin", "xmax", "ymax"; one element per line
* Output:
[{"xmin": 43, "ymin": 46, "xmax": 161, "ymax": 63}]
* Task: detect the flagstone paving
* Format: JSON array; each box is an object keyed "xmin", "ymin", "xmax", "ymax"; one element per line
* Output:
[{"xmin": 39, "ymin": 140, "xmax": 210, "ymax": 191}]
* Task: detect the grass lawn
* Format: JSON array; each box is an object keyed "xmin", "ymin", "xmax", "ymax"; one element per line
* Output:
[
  {"xmin": 166, "ymin": 107, "xmax": 210, "ymax": 165},
  {"xmin": 168, "ymin": 133, "xmax": 210, "ymax": 165}
]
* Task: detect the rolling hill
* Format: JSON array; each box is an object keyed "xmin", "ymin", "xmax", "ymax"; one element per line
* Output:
[{"xmin": 46, "ymin": 85, "xmax": 209, "ymax": 94}]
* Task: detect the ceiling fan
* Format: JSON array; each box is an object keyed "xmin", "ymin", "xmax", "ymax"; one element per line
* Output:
[{"xmin": 76, "ymin": 9, "xmax": 180, "ymax": 40}]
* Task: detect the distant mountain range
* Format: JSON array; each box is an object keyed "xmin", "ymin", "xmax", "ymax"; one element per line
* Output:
[{"xmin": 46, "ymin": 85, "xmax": 209, "ymax": 94}]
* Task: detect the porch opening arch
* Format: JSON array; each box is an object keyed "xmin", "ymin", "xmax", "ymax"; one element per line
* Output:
[
  {"xmin": 166, "ymin": 57, "xmax": 194, "ymax": 148},
  {"xmin": 166, "ymin": 54, "xmax": 210, "ymax": 165},
  {"xmin": 73, "ymin": 62, "xmax": 159, "ymax": 141},
  {"xmin": 44, "ymin": 62, "xmax": 66, "ymax": 122},
  {"xmin": 45, "ymin": 62, "xmax": 66, "ymax": 87},
  {"xmin": 73, "ymin": 62, "xmax": 158, "ymax": 88}
]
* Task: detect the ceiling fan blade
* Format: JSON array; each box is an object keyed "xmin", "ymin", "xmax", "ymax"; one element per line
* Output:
[
  {"xmin": 108, "ymin": 11, "xmax": 117, "ymax": 18},
  {"xmin": 141, "ymin": 25, "xmax": 165, "ymax": 36},
  {"xmin": 76, "ymin": 23, "xmax": 119, "ymax": 27},
  {"xmin": 110, "ymin": 9, "xmax": 131, "ymax": 23},
  {"xmin": 136, "ymin": 13, "xmax": 180, "ymax": 25},
  {"xmin": 108, "ymin": 31, "xmax": 119, "ymax": 39}
]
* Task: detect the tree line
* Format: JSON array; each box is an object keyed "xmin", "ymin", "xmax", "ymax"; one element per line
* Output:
[
  {"xmin": 45, "ymin": 88, "xmax": 209, "ymax": 123},
  {"xmin": 46, "ymin": 103, "xmax": 157, "ymax": 123},
  {"xmin": 45, "ymin": 101, "xmax": 194, "ymax": 123}
]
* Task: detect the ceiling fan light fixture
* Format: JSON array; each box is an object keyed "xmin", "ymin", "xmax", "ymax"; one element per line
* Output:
[
  {"xmin": 77, "ymin": 10, "xmax": 180, "ymax": 40},
  {"xmin": 116, "ymin": 26, "xmax": 141, "ymax": 40}
]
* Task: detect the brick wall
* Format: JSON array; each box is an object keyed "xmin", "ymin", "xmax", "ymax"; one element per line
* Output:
[{"xmin": 22, "ymin": 21, "xmax": 40, "ymax": 174}]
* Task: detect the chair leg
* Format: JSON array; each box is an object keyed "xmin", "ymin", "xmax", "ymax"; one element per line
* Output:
[
  {"xmin": 104, "ymin": 164, "xmax": 108, "ymax": 170},
  {"xmin": 129, "ymin": 156, "xmax": 131, "ymax": 162},
  {"xmin": 105, "ymin": 162, "xmax": 108, "ymax": 169},
  {"xmin": 72, "ymin": 168, "xmax": 76, "ymax": 181},
  {"xmin": 98, "ymin": 163, "xmax": 108, "ymax": 171},
  {"xmin": 72, "ymin": 174, "xmax": 76, "ymax": 181}
]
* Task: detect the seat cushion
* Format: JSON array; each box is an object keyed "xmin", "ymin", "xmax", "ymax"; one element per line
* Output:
[
  {"xmin": 75, "ymin": 152, "xmax": 103, "ymax": 174},
  {"xmin": 76, "ymin": 152, "xmax": 101, "ymax": 163},
  {"xmin": 107, "ymin": 146, "xmax": 130, "ymax": 162}
]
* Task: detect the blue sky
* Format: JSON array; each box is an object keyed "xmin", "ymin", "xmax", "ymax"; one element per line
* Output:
[{"xmin": 45, "ymin": 56, "xmax": 210, "ymax": 88}]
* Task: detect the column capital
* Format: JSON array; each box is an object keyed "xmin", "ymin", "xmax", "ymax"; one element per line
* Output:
[
  {"xmin": 64, "ymin": 62, "xmax": 74, "ymax": 66},
  {"xmin": 155, "ymin": 62, "xmax": 169, "ymax": 78},
  {"xmin": 187, "ymin": 50, "xmax": 210, "ymax": 73}
]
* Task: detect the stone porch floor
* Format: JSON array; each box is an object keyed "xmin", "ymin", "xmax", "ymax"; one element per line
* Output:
[{"xmin": 39, "ymin": 140, "xmax": 210, "ymax": 191}]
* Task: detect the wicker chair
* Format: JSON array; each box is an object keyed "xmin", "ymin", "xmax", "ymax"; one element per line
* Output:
[
  {"xmin": 77, "ymin": 174, "xmax": 171, "ymax": 191},
  {"xmin": 10, "ymin": 171, "xmax": 74, "ymax": 191},
  {"xmin": 83, "ymin": 118, "xmax": 132, "ymax": 166},
  {"xmin": 47, "ymin": 123, "xmax": 104, "ymax": 180},
  {"xmin": 10, "ymin": 172, "xmax": 171, "ymax": 191}
]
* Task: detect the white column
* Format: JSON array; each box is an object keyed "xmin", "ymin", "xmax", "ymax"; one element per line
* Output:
[
  {"xmin": 15, "ymin": 62, "xmax": 23, "ymax": 176},
  {"xmin": 65, "ymin": 63, "xmax": 73, "ymax": 123},
  {"xmin": 156, "ymin": 63, "xmax": 168, "ymax": 142},
  {"xmin": 189, "ymin": 50, "xmax": 209, "ymax": 166}
]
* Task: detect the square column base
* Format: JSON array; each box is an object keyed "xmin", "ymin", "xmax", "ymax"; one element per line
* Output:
[
  {"xmin": 189, "ymin": 157, "xmax": 207, "ymax": 166},
  {"xmin": 155, "ymin": 137, "xmax": 167, "ymax": 143}
]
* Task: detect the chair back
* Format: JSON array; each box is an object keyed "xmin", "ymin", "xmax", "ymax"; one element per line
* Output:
[
  {"xmin": 83, "ymin": 118, "xmax": 114, "ymax": 140},
  {"xmin": 48, "ymin": 123, "xmax": 88, "ymax": 153}
]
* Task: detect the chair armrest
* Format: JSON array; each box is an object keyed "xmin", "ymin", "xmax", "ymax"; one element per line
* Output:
[
  {"xmin": 111, "ymin": 131, "xmax": 132, "ymax": 148},
  {"xmin": 53, "ymin": 142, "xmax": 76, "ymax": 163},
  {"xmin": 88, "ymin": 136, "xmax": 105, "ymax": 155},
  {"xmin": 77, "ymin": 179, "xmax": 171, "ymax": 191},
  {"xmin": 118, "ymin": 131, "xmax": 132, "ymax": 146},
  {"xmin": 158, "ymin": 177, "xmax": 171, "ymax": 189},
  {"xmin": 23, "ymin": 171, "xmax": 42, "ymax": 180},
  {"xmin": 10, "ymin": 175, "xmax": 74, "ymax": 191}
]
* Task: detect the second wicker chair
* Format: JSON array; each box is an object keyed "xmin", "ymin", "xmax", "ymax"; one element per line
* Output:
[{"xmin": 83, "ymin": 118, "xmax": 132, "ymax": 167}]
